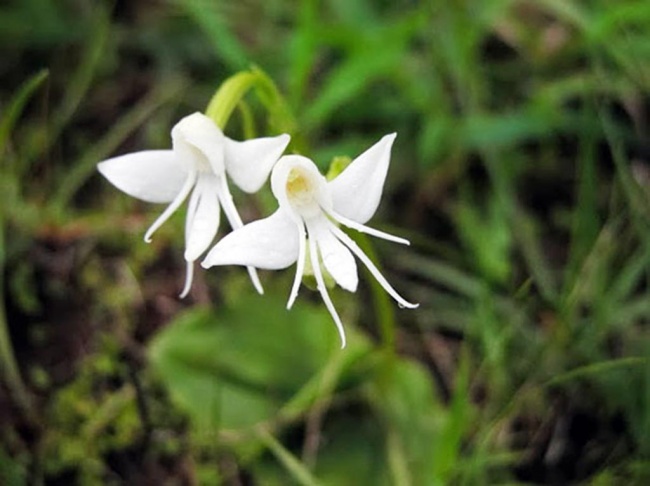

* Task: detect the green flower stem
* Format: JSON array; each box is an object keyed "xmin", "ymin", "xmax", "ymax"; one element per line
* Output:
[
  {"xmin": 255, "ymin": 427, "xmax": 322, "ymax": 486},
  {"xmin": 205, "ymin": 67, "xmax": 306, "ymax": 152},
  {"xmin": 352, "ymin": 232, "xmax": 396, "ymax": 354},
  {"xmin": 205, "ymin": 71, "xmax": 258, "ymax": 129}
]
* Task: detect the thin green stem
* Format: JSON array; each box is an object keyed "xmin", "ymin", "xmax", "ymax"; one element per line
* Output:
[
  {"xmin": 205, "ymin": 71, "xmax": 257, "ymax": 129},
  {"xmin": 255, "ymin": 427, "xmax": 322, "ymax": 486},
  {"xmin": 352, "ymin": 233, "xmax": 396, "ymax": 354}
]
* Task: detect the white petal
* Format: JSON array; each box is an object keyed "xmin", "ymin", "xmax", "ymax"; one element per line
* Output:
[
  {"xmin": 180, "ymin": 261, "xmax": 194, "ymax": 298},
  {"xmin": 328, "ymin": 221, "xmax": 418, "ymax": 309},
  {"xmin": 215, "ymin": 175, "xmax": 264, "ymax": 294},
  {"xmin": 184, "ymin": 174, "xmax": 221, "ymax": 262},
  {"xmin": 286, "ymin": 225, "xmax": 306, "ymax": 309},
  {"xmin": 326, "ymin": 208, "xmax": 410, "ymax": 245},
  {"xmin": 172, "ymin": 112, "xmax": 226, "ymax": 175},
  {"xmin": 97, "ymin": 150, "xmax": 188, "ymax": 203},
  {"xmin": 201, "ymin": 209, "xmax": 299, "ymax": 270},
  {"xmin": 224, "ymin": 134, "xmax": 291, "ymax": 193},
  {"xmin": 144, "ymin": 170, "xmax": 197, "ymax": 243},
  {"xmin": 328, "ymin": 133, "xmax": 396, "ymax": 224},
  {"xmin": 307, "ymin": 217, "xmax": 358, "ymax": 292},
  {"xmin": 308, "ymin": 234, "xmax": 347, "ymax": 348}
]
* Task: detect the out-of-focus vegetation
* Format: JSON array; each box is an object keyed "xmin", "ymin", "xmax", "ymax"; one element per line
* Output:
[{"xmin": 1, "ymin": 0, "xmax": 650, "ymax": 484}]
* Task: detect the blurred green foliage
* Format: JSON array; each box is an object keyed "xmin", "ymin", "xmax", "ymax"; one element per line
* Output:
[{"xmin": 1, "ymin": 0, "xmax": 650, "ymax": 484}]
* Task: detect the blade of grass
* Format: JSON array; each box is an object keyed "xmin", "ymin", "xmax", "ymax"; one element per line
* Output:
[
  {"xmin": 53, "ymin": 79, "xmax": 185, "ymax": 211},
  {"xmin": 0, "ymin": 222, "xmax": 33, "ymax": 416},
  {"xmin": 0, "ymin": 70, "xmax": 50, "ymax": 418},
  {"xmin": 430, "ymin": 348, "xmax": 472, "ymax": 485},
  {"xmin": 546, "ymin": 357, "xmax": 648, "ymax": 387},
  {"xmin": 177, "ymin": 0, "xmax": 248, "ymax": 71},
  {"xmin": 22, "ymin": 8, "xmax": 110, "ymax": 170},
  {"xmin": 0, "ymin": 69, "xmax": 49, "ymax": 156}
]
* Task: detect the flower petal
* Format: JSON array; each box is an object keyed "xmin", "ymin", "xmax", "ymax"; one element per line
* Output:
[
  {"xmin": 307, "ymin": 217, "xmax": 358, "ymax": 292},
  {"xmin": 286, "ymin": 225, "xmax": 306, "ymax": 309},
  {"xmin": 224, "ymin": 134, "xmax": 291, "ymax": 193},
  {"xmin": 308, "ymin": 234, "xmax": 347, "ymax": 348},
  {"xmin": 214, "ymin": 174, "xmax": 264, "ymax": 294},
  {"xmin": 328, "ymin": 133, "xmax": 396, "ymax": 224},
  {"xmin": 172, "ymin": 112, "xmax": 226, "ymax": 175},
  {"xmin": 97, "ymin": 150, "xmax": 187, "ymax": 203},
  {"xmin": 184, "ymin": 174, "xmax": 221, "ymax": 262},
  {"xmin": 180, "ymin": 261, "xmax": 194, "ymax": 299},
  {"xmin": 326, "ymin": 208, "xmax": 410, "ymax": 245},
  {"xmin": 143, "ymin": 170, "xmax": 197, "ymax": 243},
  {"xmin": 328, "ymin": 221, "xmax": 418, "ymax": 309},
  {"xmin": 202, "ymin": 208, "xmax": 299, "ymax": 270}
]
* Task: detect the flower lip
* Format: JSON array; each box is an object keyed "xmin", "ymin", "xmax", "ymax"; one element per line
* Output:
[{"xmin": 271, "ymin": 155, "xmax": 332, "ymax": 220}]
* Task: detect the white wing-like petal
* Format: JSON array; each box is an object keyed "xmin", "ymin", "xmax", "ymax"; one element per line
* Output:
[
  {"xmin": 172, "ymin": 112, "xmax": 226, "ymax": 175},
  {"xmin": 97, "ymin": 150, "xmax": 187, "ymax": 203},
  {"xmin": 307, "ymin": 217, "xmax": 358, "ymax": 292},
  {"xmin": 213, "ymin": 175, "xmax": 264, "ymax": 294},
  {"xmin": 224, "ymin": 134, "xmax": 291, "ymax": 193},
  {"xmin": 329, "ymin": 133, "xmax": 396, "ymax": 224},
  {"xmin": 308, "ymin": 235, "xmax": 347, "ymax": 348},
  {"xmin": 184, "ymin": 174, "xmax": 221, "ymax": 262},
  {"xmin": 202, "ymin": 208, "xmax": 299, "ymax": 270}
]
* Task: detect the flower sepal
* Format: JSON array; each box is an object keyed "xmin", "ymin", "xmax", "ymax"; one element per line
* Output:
[{"xmin": 302, "ymin": 244, "xmax": 337, "ymax": 290}]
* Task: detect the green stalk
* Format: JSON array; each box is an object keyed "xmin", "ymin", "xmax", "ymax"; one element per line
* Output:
[
  {"xmin": 205, "ymin": 67, "xmax": 305, "ymax": 151},
  {"xmin": 205, "ymin": 71, "xmax": 258, "ymax": 129},
  {"xmin": 352, "ymin": 233, "xmax": 396, "ymax": 354},
  {"xmin": 255, "ymin": 427, "xmax": 322, "ymax": 486}
]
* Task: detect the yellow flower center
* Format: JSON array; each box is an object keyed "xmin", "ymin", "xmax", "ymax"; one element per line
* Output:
[{"xmin": 286, "ymin": 167, "xmax": 315, "ymax": 207}]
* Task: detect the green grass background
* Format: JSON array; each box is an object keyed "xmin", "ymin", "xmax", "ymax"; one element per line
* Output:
[{"xmin": 1, "ymin": 0, "xmax": 650, "ymax": 484}]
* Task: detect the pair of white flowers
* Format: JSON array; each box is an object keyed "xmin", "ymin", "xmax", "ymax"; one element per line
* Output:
[{"xmin": 98, "ymin": 112, "xmax": 416, "ymax": 347}]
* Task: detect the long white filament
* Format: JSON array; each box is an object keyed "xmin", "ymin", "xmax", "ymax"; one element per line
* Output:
[
  {"xmin": 144, "ymin": 169, "xmax": 197, "ymax": 243},
  {"xmin": 180, "ymin": 261, "xmax": 194, "ymax": 298},
  {"xmin": 217, "ymin": 176, "xmax": 264, "ymax": 295},
  {"xmin": 286, "ymin": 223, "xmax": 307, "ymax": 310},
  {"xmin": 308, "ymin": 232, "xmax": 347, "ymax": 348},
  {"xmin": 179, "ymin": 180, "xmax": 203, "ymax": 298},
  {"xmin": 326, "ymin": 209, "xmax": 410, "ymax": 246},
  {"xmin": 329, "ymin": 222, "xmax": 418, "ymax": 309}
]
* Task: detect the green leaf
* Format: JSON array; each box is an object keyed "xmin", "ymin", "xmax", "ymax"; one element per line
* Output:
[{"xmin": 149, "ymin": 294, "xmax": 362, "ymax": 431}]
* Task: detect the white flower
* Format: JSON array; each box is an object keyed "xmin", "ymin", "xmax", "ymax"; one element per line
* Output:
[
  {"xmin": 202, "ymin": 134, "xmax": 418, "ymax": 347},
  {"xmin": 98, "ymin": 112, "xmax": 290, "ymax": 297}
]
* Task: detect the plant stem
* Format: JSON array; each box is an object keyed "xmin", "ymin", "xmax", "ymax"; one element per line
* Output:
[{"xmin": 353, "ymin": 233, "xmax": 396, "ymax": 354}]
